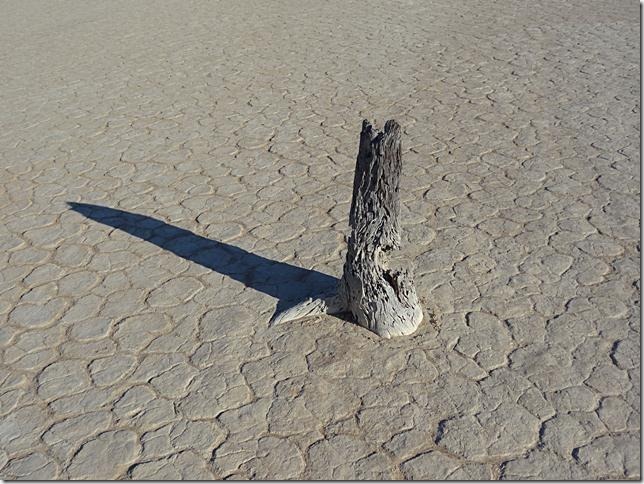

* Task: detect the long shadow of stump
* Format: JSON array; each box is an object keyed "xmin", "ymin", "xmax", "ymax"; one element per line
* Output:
[{"xmin": 67, "ymin": 202, "xmax": 339, "ymax": 320}]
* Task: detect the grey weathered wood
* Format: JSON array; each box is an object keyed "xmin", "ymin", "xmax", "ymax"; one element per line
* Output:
[
  {"xmin": 271, "ymin": 119, "xmax": 423, "ymax": 338},
  {"xmin": 338, "ymin": 119, "xmax": 423, "ymax": 337}
]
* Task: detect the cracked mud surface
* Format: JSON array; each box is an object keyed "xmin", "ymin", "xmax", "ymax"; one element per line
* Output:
[{"xmin": 0, "ymin": 0, "xmax": 639, "ymax": 480}]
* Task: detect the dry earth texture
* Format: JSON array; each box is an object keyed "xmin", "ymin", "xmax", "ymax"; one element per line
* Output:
[{"xmin": 0, "ymin": 0, "xmax": 640, "ymax": 480}]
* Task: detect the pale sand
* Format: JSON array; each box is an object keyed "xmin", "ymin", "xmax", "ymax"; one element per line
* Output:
[{"xmin": 0, "ymin": 1, "xmax": 639, "ymax": 479}]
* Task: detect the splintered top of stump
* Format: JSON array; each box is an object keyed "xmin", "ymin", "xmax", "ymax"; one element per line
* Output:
[{"xmin": 349, "ymin": 119, "xmax": 403, "ymax": 253}]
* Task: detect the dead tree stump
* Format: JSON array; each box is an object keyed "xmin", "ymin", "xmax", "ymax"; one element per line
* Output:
[
  {"xmin": 271, "ymin": 119, "xmax": 423, "ymax": 338},
  {"xmin": 339, "ymin": 119, "xmax": 423, "ymax": 337}
]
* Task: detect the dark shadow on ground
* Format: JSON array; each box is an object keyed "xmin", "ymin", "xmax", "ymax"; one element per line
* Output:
[{"xmin": 67, "ymin": 202, "xmax": 339, "ymax": 317}]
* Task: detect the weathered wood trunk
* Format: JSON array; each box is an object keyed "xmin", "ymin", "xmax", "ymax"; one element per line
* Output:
[
  {"xmin": 271, "ymin": 119, "xmax": 423, "ymax": 338},
  {"xmin": 338, "ymin": 119, "xmax": 423, "ymax": 337}
]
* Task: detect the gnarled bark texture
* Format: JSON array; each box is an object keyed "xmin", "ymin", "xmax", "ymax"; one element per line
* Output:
[
  {"xmin": 271, "ymin": 119, "xmax": 423, "ymax": 338},
  {"xmin": 338, "ymin": 119, "xmax": 423, "ymax": 337}
]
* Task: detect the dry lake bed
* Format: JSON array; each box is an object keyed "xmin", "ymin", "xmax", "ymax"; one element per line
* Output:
[{"xmin": 0, "ymin": 0, "xmax": 639, "ymax": 480}]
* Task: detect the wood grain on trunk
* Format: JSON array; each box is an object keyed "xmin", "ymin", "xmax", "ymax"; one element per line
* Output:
[{"xmin": 271, "ymin": 119, "xmax": 423, "ymax": 338}]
